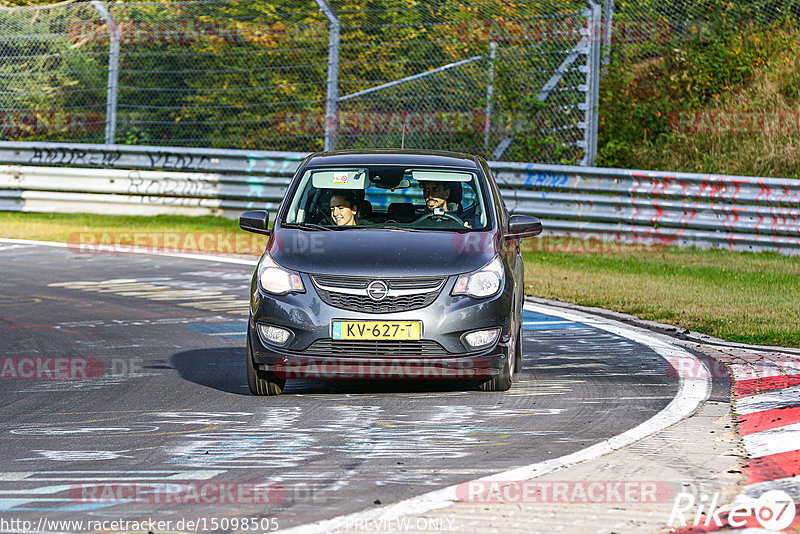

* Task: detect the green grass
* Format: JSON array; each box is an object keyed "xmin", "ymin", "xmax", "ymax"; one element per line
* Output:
[
  {"xmin": 2, "ymin": 212, "xmax": 799, "ymax": 347},
  {"xmin": 0, "ymin": 212, "xmax": 267, "ymax": 255},
  {"xmin": 0, "ymin": 211, "xmax": 237, "ymax": 240}
]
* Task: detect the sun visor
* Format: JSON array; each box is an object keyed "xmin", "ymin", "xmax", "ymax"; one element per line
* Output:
[
  {"xmin": 411, "ymin": 170, "xmax": 473, "ymax": 182},
  {"xmin": 311, "ymin": 169, "xmax": 368, "ymax": 189}
]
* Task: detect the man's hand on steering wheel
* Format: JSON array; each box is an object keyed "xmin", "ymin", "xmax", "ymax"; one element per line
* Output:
[{"xmin": 415, "ymin": 210, "xmax": 467, "ymax": 227}]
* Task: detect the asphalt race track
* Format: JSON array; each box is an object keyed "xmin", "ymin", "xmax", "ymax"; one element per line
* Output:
[{"xmin": 0, "ymin": 242, "xmax": 684, "ymax": 531}]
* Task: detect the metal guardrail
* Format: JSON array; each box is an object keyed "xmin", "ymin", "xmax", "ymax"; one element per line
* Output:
[
  {"xmin": 494, "ymin": 162, "xmax": 800, "ymax": 255},
  {"xmin": 1, "ymin": 142, "xmax": 799, "ymax": 255},
  {"xmin": 0, "ymin": 165, "xmax": 290, "ymax": 218},
  {"xmin": 0, "ymin": 141, "xmax": 305, "ymax": 174}
]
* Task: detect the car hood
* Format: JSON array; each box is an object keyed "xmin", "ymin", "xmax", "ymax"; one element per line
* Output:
[{"xmin": 269, "ymin": 228, "xmax": 498, "ymax": 277}]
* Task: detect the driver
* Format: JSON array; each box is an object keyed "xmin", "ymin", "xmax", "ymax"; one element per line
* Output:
[
  {"xmin": 419, "ymin": 181, "xmax": 470, "ymax": 227},
  {"xmin": 420, "ymin": 181, "xmax": 458, "ymax": 214}
]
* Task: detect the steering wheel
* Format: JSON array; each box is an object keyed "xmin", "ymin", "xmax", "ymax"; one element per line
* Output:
[{"xmin": 414, "ymin": 211, "xmax": 465, "ymax": 227}]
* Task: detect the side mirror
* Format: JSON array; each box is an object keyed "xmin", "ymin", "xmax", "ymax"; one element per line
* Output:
[
  {"xmin": 239, "ymin": 210, "xmax": 270, "ymax": 235},
  {"xmin": 506, "ymin": 214, "xmax": 542, "ymax": 238}
]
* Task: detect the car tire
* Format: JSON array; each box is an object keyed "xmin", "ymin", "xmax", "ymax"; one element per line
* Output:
[
  {"xmin": 478, "ymin": 354, "xmax": 512, "ymax": 392},
  {"xmin": 246, "ymin": 331, "xmax": 285, "ymax": 396},
  {"xmin": 514, "ymin": 311, "xmax": 523, "ymax": 375},
  {"xmin": 478, "ymin": 329, "xmax": 513, "ymax": 392}
]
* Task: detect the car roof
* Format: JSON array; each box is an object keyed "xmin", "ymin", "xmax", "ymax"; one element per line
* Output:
[{"xmin": 303, "ymin": 149, "xmax": 480, "ymax": 169}]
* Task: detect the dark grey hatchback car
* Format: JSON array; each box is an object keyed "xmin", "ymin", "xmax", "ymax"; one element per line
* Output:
[{"xmin": 239, "ymin": 150, "xmax": 541, "ymax": 395}]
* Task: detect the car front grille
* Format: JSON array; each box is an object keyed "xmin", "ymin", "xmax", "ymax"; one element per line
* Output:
[
  {"xmin": 315, "ymin": 290, "xmax": 436, "ymax": 313},
  {"xmin": 311, "ymin": 275, "xmax": 445, "ymax": 313},
  {"xmin": 302, "ymin": 339, "xmax": 452, "ymax": 358}
]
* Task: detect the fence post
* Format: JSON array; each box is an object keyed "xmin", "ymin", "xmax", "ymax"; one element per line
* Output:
[
  {"xmin": 582, "ymin": 0, "xmax": 601, "ymax": 166},
  {"xmin": 314, "ymin": 0, "xmax": 340, "ymax": 151},
  {"xmin": 90, "ymin": 1, "xmax": 119, "ymax": 145},
  {"xmin": 602, "ymin": 0, "xmax": 614, "ymax": 68},
  {"xmin": 484, "ymin": 42, "xmax": 497, "ymax": 151}
]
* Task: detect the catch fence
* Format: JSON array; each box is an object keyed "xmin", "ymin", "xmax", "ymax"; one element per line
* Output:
[{"xmin": 0, "ymin": 0, "xmax": 601, "ymax": 164}]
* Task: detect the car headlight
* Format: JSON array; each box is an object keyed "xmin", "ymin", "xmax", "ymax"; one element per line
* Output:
[
  {"xmin": 258, "ymin": 255, "xmax": 305, "ymax": 295},
  {"xmin": 452, "ymin": 256, "xmax": 504, "ymax": 298}
]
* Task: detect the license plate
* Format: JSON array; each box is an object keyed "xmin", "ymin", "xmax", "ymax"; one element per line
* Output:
[{"xmin": 332, "ymin": 321, "xmax": 421, "ymax": 340}]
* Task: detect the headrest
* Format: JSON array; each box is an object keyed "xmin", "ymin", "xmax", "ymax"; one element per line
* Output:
[
  {"xmin": 447, "ymin": 181, "xmax": 462, "ymax": 204},
  {"xmin": 359, "ymin": 199, "xmax": 372, "ymax": 218},
  {"xmin": 388, "ymin": 202, "xmax": 416, "ymax": 220}
]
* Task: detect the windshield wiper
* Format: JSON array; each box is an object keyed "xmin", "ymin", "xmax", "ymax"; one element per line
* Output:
[
  {"xmin": 380, "ymin": 224, "xmax": 429, "ymax": 232},
  {"xmin": 282, "ymin": 222, "xmax": 332, "ymax": 231}
]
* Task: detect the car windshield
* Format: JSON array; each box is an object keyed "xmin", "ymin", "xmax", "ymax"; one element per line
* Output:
[{"xmin": 282, "ymin": 166, "xmax": 489, "ymax": 231}]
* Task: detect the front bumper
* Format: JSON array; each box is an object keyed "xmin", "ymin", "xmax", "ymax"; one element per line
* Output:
[{"xmin": 248, "ymin": 273, "xmax": 514, "ymax": 380}]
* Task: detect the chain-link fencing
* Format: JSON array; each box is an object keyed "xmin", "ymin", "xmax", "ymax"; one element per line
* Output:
[
  {"xmin": 1, "ymin": 2, "xmax": 109, "ymax": 144},
  {"xmin": 1, "ymin": 0, "xmax": 600, "ymax": 164},
  {"xmin": 1, "ymin": 1, "xmax": 331, "ymax": 149},
  {"xmin": 331, "ymin": 1, "xmax": 598, "ymax": 164}
]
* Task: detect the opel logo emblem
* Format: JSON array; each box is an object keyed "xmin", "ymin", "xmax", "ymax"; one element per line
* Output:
[{"xmin": 366, "ymin": 280, "xmax": 389, "ymax": 301}]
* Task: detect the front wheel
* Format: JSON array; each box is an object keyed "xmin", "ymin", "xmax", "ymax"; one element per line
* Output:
[
  {"xmin": 478, "ymin": 355, "xmax": 512, "ymax": 392},
  {"xmin": 514, "ymin": 313, "xmax": 523, "ymax": 375},
  {"xmin": 246, "ymin": 332, "xmax": 285, "ymax": 396},
  {"xmin": 478, "ymin": 333, "xmax": 513, "ymax": 392}
]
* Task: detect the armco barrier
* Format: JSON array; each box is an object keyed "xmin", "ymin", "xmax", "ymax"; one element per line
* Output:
[
  {"xmin": 493, "ymin": 162, "xmax": 800, "ymax": 255},
  {"xmin": 1, "ymin": 141, "xmax": 799, "ymax": 255},
  {"xmin": 0, "ymin": 142, "xmax": 302, "ymax": 219},
  {"xmin": 0, "ymin": 165, "xmax": 289, "ymax": 219}
]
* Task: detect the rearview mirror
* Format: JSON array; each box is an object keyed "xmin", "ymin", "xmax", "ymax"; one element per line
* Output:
[
  {"xmin": 506, "ymin": 214, "xmax": 542, "ymax": 238},
  {"xmin": 239, "ymin": 210, "xmax": 270, "ymax": 235}
]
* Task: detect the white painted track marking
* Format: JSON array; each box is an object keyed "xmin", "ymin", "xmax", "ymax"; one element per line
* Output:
[
  {"xmin": 741, "ymin": 422, "xmax": 800, "ymax": 458},
  {"xmin": 735, "ymin": 385, "xmax": 800, "ymax": 415},
  {"xmin": 0, "ymin": 238, "xmax": 259, "ymax": 266}
]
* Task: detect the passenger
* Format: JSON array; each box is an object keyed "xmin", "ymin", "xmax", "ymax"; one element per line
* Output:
[{"xmin": 329, "ymin": 192, "xmax": 359, "ymax": 226}]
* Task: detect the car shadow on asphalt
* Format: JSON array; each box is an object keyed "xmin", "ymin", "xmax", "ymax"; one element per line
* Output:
[
  {"xmin": 172, "ymin": 347, "xmax": 250, "ymax": 395},
  {"xmin": 171, "ymin": 347, "xmax": 486, "ymax": 396}
]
